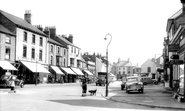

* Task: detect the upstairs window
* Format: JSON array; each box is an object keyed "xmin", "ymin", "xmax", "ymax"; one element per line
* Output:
[
  {"xmin": 5, "ymin": 47, "xmax": 10, "ymax": 60},
  {"xmin": 50, "ymin": 45, "xmax": 54, "ymax": 53},
  {"xmin": 63, "ymin": 49, "xmax": 66, "ymax": 56},
  {"xmin": 50, "ymin": 55, "xmax": 53, "ymax": 65},
  {"xmin": 57, "ymin": 46, "xmax": 60, "ymax": 54},
  {"xmin": 39, "ymin": 37, "xmax": 43, "ymax": 46},
  {"xmin": 71, "ymin": 47, "xmax": 73, "ymax": 53},
  {"xmin": 39, "ymin": 50, "xmax": 43, "ymax": 61},
  {"xmin": 32, "ymin": 34, "xmax": 36, "ymax": 44},
  {"xmin": 31, "ymin": 48, "xmax": 35, "ymax": 59},
  {"xmin": 23, "ymin": 32, "xmax": 27, "ymax": 42},
  {"xmin": 5, "ymin": 36, "xmax": 11, "ymax": 44},
  {"xmin": 23, "ymin": 46, "xmax": 27, "ymax": 58}
]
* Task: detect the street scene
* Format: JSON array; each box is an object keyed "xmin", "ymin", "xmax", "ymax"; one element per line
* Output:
[
  {"xmin": 1, "ymin": 0, "xmax": 185, "ymax": 111},
  {"xmin": 0, "ymin": 81, "xmax": 184, "ymax": 111}
]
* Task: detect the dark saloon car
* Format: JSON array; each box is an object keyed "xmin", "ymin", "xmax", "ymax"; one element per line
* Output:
[{"xmin": 0, "ymin": 75, "xmax": 24, "ymax": 88}]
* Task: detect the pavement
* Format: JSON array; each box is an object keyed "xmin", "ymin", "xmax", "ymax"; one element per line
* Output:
[{"xmin": 101, "ymin": 82, "xmax": 185, "ymax": 110}]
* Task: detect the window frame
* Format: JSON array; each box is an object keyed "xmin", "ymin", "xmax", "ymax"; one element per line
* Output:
[
  {"xmin": 23, "ymin": 45, "xmax": 27, "ymax": 58},
  {"xmin": 5, "ymin": 47, "xmax": 11, "ymax": 60},
  {"xmin": 31, "ymin": 48, "xmax": 35, "ymax": 59},
  {"xmin": 23, "ymin": 32, "xmax": 27, "ymax": 42},
  {"xmin": 32, "ymin": 34, "xmax": 36, "ymax": 44},
  {"xmin": 39, "ymin": 37, "xmax": 43, "ymax": 46},
  {"xmin": 39, "ymin": 49, "xmax": 43, "ymax": 61},
  {"xmin": 5, "ymin": 35, "xmax": 11, "ymax": 44}
]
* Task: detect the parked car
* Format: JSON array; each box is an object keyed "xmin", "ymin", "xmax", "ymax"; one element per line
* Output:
[
  {"xmin": 121, "ymin": 77, "xmax": 127, "ymax": 90},
  {"xmin": 0, "ymin": 75, "xmax": 24, "ymax": 88},
  {"xmin": 95, "ymin": 79, "xmax": 105, "ymax": 86},
  {"xmin": 140, "ymin": 76, "xmax": 158, "ymax": 85},
  {"xmin": 125, "ymin": 76, "xmax": 144, "ymax": 93}
]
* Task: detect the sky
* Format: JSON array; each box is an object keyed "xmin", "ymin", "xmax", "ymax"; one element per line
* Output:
[{"xmin": 1, "ymin": 0, "xmax": 182, "ymax": 66}]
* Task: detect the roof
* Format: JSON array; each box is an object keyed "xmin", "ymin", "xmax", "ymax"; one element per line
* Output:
[
  {"xmin": 166, "ymin": 8, "xmax": 183, "ymax": 32},
  {"xmin": 0, "ymin": 10, "xmax": 47, "ymax": 37},
  {"xmin": 124, "ymin": 61, "xmax": 133, "ymax": 67},
  {"xmin": 0, "ymin": 25, "xmax": 15, "ymax": 36},
  {"xmin": 48, "ymin": 38, "xmax": 66, "ymax": 48},
  {"xmin": 116, "ymin": 61, "xmax": 129, "ymax": 67},
  {"xmin": 169, "ymin": 9, "xmax": 183, "ymax": 19},
  {"xmin": 56, "ymin": 35, "xmax": 80, "ymax": 49}
]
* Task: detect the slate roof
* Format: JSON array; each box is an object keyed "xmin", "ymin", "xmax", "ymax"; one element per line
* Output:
[
  {"xmin": 114, "ymin": 61, "xmax": 128, "ymax": 67},
  {"xmin": 0, "ymin": 25, "xmax": 15, "ymax": 36},
  {"xmin": 48, "ymin": 38, "xmax": 66, "ymax": 48},
  {"xmin": 0, "ymin": 10, "xmax": 47, "ymax": 37},
  {"xmin": 166, "ymin": 8, "xmax": 183, "ymax": 32},
  {"xmin": 57, "ymin": 35, "xmax": 80, "ymax": 49}
]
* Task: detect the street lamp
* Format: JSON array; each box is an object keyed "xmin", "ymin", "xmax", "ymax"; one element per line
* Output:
[
  {"xmin": 35, "ymin": 53, "xmax": 38, "ymax": 86},
  {"xmin": 104, "ymin": 33, "xmax": 112, "ymax": 97}
]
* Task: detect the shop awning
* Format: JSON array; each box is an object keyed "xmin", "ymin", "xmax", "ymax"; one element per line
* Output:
[
  {"xmin": 84, "ymin": 69, "xmax": 93, "ymax": 76},
  {"xmin": 0, "ymin": 60, "xmax": 17, "ymax": 70},
  {"xmin": 21, "ymin": 61, "xmax": 49, "ymax": 73},
  {"xmin": 71, "ymin": 68, "xmax": 84, "ymax": 75},
  {"xmin": 50, "ymin": 66, "xmax": 64, "ymax": 75},
  {"xmin": 61, "ymin": 67, "xmax": 76, "ymax": 75}
]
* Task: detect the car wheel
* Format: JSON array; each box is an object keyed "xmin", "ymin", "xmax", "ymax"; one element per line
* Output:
[
  {"xmin": 154, "ymin": 81, "xmax": 158, "ymax": 85},
  {"xmin": 143, "ymin": 82, "xmax": 147, "ymax": 85},
  {"xmin": 121, "ymin": 86, "xmax": 123, "ymax": 90},
  {"xmin": 140, "ymin": 88, "xmax": 144, "ymax": 93}
]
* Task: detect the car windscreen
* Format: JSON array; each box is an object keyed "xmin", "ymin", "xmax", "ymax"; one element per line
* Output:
[{"xmin": 127, "ymin": 77, "xmax": 138, "ymax": 82}]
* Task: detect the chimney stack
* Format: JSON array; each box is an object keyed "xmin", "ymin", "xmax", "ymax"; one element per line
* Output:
[
  {"xmin": 34, "ymin": 25, "xmax": 43, "ymax": 31},
  {"xmin": 24, "ymin": 10, "xmax": 31, "ymax": 24},
  {"xmin": 181, "ymin": 0, "xmax": 185, "ymax": 11},
  {"xmin": 68, "ymin": 34, "xmax": 73, "ymax": 43},
  {"xmin": 49, "ymin": 26, "xmax": 56, "ymax": 39},
  {"xmin": 44, "ymin": 27, "xmax": 50, "ymax": 38}
]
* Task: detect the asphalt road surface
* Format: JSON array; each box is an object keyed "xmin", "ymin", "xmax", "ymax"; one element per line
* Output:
[{"xmin": 0, "ymin": 81, "xmax": 182, "ymax": 111}]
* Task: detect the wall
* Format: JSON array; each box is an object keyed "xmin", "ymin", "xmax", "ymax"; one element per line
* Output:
[
  {"xmin": 141, "ymin": 59, "xmax": 156, "ymax": 73},
  {"xmin": 16, "ymin": 28, "xmax": 47, "ymax": 64},
  {"xmin": 0, "ymin": 33, "xmax": 16, "ymax": 62}
]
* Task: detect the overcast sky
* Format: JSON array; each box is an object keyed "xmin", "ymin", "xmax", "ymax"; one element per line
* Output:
[{"xmin": 1, "ymin": 0, "xmax": 182, "ymax": 66}]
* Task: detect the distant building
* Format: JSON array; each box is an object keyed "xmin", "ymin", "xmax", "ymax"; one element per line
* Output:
[{"xmin": 111, "ymin": 58, "xmax": 134, "ymax": 79}]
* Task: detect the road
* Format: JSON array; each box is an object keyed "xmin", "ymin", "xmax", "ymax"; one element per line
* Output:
[{"xmin": 0, "ymin": 81, "xmax": 181, "ymax": 111}]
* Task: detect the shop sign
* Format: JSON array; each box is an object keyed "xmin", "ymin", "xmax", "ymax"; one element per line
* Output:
[
  {"xmin": 168, "ymin": 45, "xmax": 179, "ymax": 52},
  {"xmin": 170, "ymin": 60, "xmax": 184, "ymax": 64}
]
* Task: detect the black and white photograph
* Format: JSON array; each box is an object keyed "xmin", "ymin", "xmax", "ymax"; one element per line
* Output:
[{"xmin": 0, "ymin": 0, "xmax": 185, "ymax": 111}]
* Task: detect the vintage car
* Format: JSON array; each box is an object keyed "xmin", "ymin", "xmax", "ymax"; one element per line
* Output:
[
  {"xmin": 125, "ymin": 76, "xmax": 144, "ymax": 93},
  {"xmin": 140, "ymin": 76, "xmax": 158, "ymax": 85},
  {"xmin": 0, "ymin": 75, "xmax": 24, "ymax": 88}
]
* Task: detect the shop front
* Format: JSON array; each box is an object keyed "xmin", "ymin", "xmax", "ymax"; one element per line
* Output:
[
  {"xmin": 0, "ymin": 60, "xmax": 17, "ymax": 76},
  {"xmin": 49, "ymin": 65, "xmax": 65, "ymax": 83},
  {"xmin": 60, "ymin": 67, "xmax": 76, "ymax": 83},
  {"xmin": 20, "ymin": 61, "xmax": 50, "ymax": 84}
]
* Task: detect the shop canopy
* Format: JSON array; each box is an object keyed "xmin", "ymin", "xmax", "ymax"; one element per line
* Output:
[
  {"xmin": 83, "ymin": 69, "xmax": 93, "ymax": 76},
  {"xmin": 50, "ymin": 66, "xmax": 64, "ymax": 75},
  {"xmin": 0, "ymin": 60, "xmax": 17, "ymax": 70},
  {"xmin": 21, "ymin": 61, "xmax": 49, "ymax": 73},
  {"xmin": 61, "ymin": 67, "xmax": 76, "ymax": 75},
  {"xmin": 71, "ymin": 68, "xmax": 84, "ymax": 75}
]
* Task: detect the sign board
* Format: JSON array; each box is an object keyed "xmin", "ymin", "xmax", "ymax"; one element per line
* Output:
[{"xmin": 168, "ymin": 45, "xmax": 179, "ymax": 52}]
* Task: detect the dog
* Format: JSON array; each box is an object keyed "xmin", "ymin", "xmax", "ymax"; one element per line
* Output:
[{"xmin": 89, "ymin": 89, "xmax": 97, "ymax": 96}]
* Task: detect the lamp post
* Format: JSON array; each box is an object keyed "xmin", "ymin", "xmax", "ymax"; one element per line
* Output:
[{"xmin": 104, "ymin": 33, "xmax": 112, "ymax": 97}]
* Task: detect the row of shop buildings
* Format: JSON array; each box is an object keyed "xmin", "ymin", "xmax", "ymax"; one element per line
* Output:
[
  {"xmin": 163, "ymin": 0, "xmax": 185, "ymax": 98},
  {"xmin": 0, "ymin": 10, "xmax": 95, "ymax": 84}
]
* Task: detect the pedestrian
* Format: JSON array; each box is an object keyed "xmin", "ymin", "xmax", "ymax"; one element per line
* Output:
[{"xmin": 81, "ymin": 78, "xmax": 87, "ymax": 97}]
